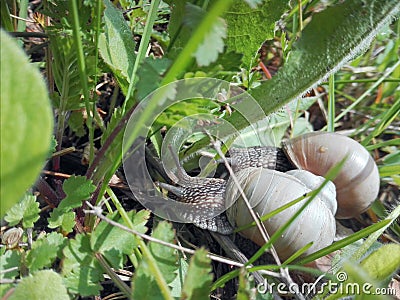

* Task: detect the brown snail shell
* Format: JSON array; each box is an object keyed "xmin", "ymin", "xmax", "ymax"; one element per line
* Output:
[
  {"xmin": 282, "ymin": 132, "xmax": 380, "ymax": 218},
  {"xmin": 226, "ymin": 168, "xmax": 337, "ymax": 260}
]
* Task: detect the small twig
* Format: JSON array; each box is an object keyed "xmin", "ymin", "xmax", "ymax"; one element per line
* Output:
[
  {"xmin": 8, "ymin": 31, "xmax": 48, "ymax": 38},
  {"xmin": 84, "ymin": 202, "xmax": 247, "ymax": 268}
]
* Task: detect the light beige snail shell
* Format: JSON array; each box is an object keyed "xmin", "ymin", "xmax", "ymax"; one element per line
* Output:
[
  {"xmin": 226, "ymin": 168, "xmax": 337, "ymax": 260},
  {"xmin": 282, "ymin": 132, "xmax": 380, "ymax": 219}
]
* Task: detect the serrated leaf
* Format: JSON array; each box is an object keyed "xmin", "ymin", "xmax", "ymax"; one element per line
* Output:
[
  {"xmin": 9, "ymin": 270, "xmax": 69, "ymax": 300},
  {"xmin": 246, "ymin": 0, "xmax": 400, "ymax": 123},
  {"xmin": 0, "ymin": 250, "xmax": 21, "ymax": 280},
  {"xmin": 224, "ymin": 0, "xmax": 289, "ymax": 66},
  {"xmin": 48, "ymin": 210, "xmax": 75, "ymax": 233},
  {"xmin": 91, "ymin": 210, "xmax": 150, "ymax": 268},
  {"xmin": 26, "ymin": 232, "xmax": 66, "ymax": 272},
  {"xmin": 99, "ymin": 0, "xmax": 136, "ymax": 95},
  {"xmin": 166, "ymin": 1, "xmax": 228, "ymax": 67},
  {"xmin": 184, "ymin": 4, "xmax": 227, "ymax": 66},
  {"xmin": 62, "ymin": 234, "xmax": 103, "ymax": 296},
  {"xmin": 132, "ymin": 221, "xmax": 178, "ymax": 299},
  {"xmin": 48, "ymin": 33, "xmax": 83, "ymax": 111},
  {"xmin": 0, "ymin": 30, "xmax": 53, "ymax": 217},
  {"xmin": 58, "ymin": 175, "xmax": 96, "ymax": 210},
  {"xmin": 360, "ymin": 244, "xmax": 400, "ymax": 281},
  {"xmin": 47, "ymin": 176, "xmax": 94, "ymax": 232},
  {"xmin": 4, "ymin": 193, "xmax": 40, "ymax": 228},
  {"xmin": 181, "ymin": 248, "xmax": 213, "ymax": 300}
]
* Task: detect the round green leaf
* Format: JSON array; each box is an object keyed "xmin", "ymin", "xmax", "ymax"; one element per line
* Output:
[
  {"xmin": 0, "ymin": 30, "xmax": 53, "ymax": 217},
  {"xmin": 9, "ymin": 270, "xmax": 69, "ymax": 300}
]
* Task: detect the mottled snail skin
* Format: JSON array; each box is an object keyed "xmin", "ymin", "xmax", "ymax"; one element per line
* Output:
[
  {"xmin": 225, "ymin": 168, "xmax": 337, "ymax": 260},
  {"xmin": 282, "ymin": 132, "xmax": 380, "ymax": 218}
]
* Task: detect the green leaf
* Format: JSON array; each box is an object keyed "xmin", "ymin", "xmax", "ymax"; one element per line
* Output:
[
  {"xmin": 166, "ymin": 1, "xmax": 230, "ymax": 68},
  {"xmin": 48, "ymin": 176, "xmax": 95, "ymax": 232},
  {"xmin": 360, "ymin": 244, "xmax": 400, "ymax": 281},
  {"xmin": 237, "ymin": 269, "xmax": 253, "ymax": 300},
  {"xmin": 26, "ymin": 232, "xmax": 66, "ymax": 272},
  {"xmin": 0, "ymin": 30, "xmax": 53, "ymax": 218},
  {"xmin": 9, "ymin": 270, "xmax": 69, "ymax": 300},
  {"xmin": 62, "ymin": 234, "xmax": 103, "ymax": 296},
  {"xmin": 224, "ymin": 0, "xmax": 289, "ymax": 66},
  {"xmin": 58, "ymin": 175, "xmax": 96, "ymax": 210},
  {"xmin": 184, "ymin": 4, "xmax": 227, "ymax": 66},
  {"xmin": 136, "ymin": 56, "xmax": 171, "ymax": 100},
  {"xmin": 4, "ymin": 193, "xmax": 40, "ymax": 228},
  {"xmin": 132, "ymin": 221, "xmax": 178, "ymax": 299},
  {"xmin": 228, "ymin": 0, "xmax": 400, "ymax": 130},
  {"xmin": 99, "ymin": 0, "xmax": 136, "ymax": 95},
  {"xmin": 170, "ymin": 256, "xmax": 189, "ymax": 297},
  {"xmin": 181, "ymin": 248, "xmax": 213, "ymax": 300},
  {"xmin": 91, "ymin": 210, "xmax": 150, "ymax": 268},
  {"xmin": 48, "ymin": 210, "xmax": 76, "ymax": 233},
  {"xmin": 0, "ymin": 250, "xmax": 21, "ymax": 280}
]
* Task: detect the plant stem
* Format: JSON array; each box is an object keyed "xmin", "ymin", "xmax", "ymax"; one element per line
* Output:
[
  {"xmin": 70, "ymin": 0, "xmax": 95, "ymax": 163},
  {"xmin": 124, "ymin": 0, "xmax": 161, "ymax": 110},
  {"xmin": 327, "ymin": 74, "xmax": 335, "ymax": 132}
]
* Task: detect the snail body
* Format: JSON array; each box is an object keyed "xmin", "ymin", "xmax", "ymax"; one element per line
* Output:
[{"xmin": 225, "ymin": 168, "xmax": 337, "ymax": 260}]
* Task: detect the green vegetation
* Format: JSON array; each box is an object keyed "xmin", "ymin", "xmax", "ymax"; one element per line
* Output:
[{"xmin": 1, "ymin": 0, "xmax": 399, "ymax": 299}]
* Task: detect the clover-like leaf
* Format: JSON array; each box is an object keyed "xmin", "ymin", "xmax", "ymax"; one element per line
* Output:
[
  {"xmin": 62, "ymin": 234, "xmax": 103, "ymax": 296},
  {"xmin": 9, "ymin": 270, "xmax": 69, "ymax": 300},
  {"xmin": 91, "ymin": 210, "xmax": 150, "ymax": 268},
  {"xmin": 4, "ymin": 193, "xmax": 40, "ymax": 228},
  {"xmin": 26, "ymin": 232, "xmax": 67, "ymax": 272}
]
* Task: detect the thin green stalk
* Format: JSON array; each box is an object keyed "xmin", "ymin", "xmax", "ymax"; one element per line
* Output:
[
  {"xmin": 361, "ymin": 96, "xmax": 400, "ymax": 146},
  {"xmin": 1, "ymin": 1, "xmax": 14, "ymax": 31},
  {"xmin": 366, "ymin": 138, "xmax": 400, "ymax": 150},
  {"xmin": 327, "ymin": 74, "xmax": 335, "ymax": 132},
  {"xmin": 17, "ymin": 0, "xmax": 28, "ymax": 35},
  {"xmin": 106, "ymin": 187, "xmax": 173, "ymax": 300},
  {"xmin": 324, "ymin": 78, "xmax": 400, "ymax": 84},
  {"xmin": 298, "ymin": 0, "xmax": 303, "ymax": 31},
  {"xmin": 106, "ymin": 186, "xmax": 141, "ymax": 267},
  {"xmin": 334, "ymin": 60, "xmax": 400, "ymax": 122},
  {"xmin": 70, "ymin": 0, "xmax": 94, "ymax": 163},
  {"xmin": 95, "ymin": 252, "xmax": 132, "ymax": 297},
  {"xmin": 351, "ymin": 204, "xmax": 400, "ymax": 261},
  {"xmin": 124, "ymin": 0, "xmax": 161, "ymax": 111},
  {"xmin": 295, "ymin": 219, "xmax": 391, "ymax": 265}
]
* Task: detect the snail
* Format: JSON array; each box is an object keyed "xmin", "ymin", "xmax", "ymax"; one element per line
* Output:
[
  {"xmin": 157, "ymin": 131, "xmax": 380, "ymax": 259},
  {"xmin": 225, "ymin": 168, "xmax": 337, "ymax": 260}
]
